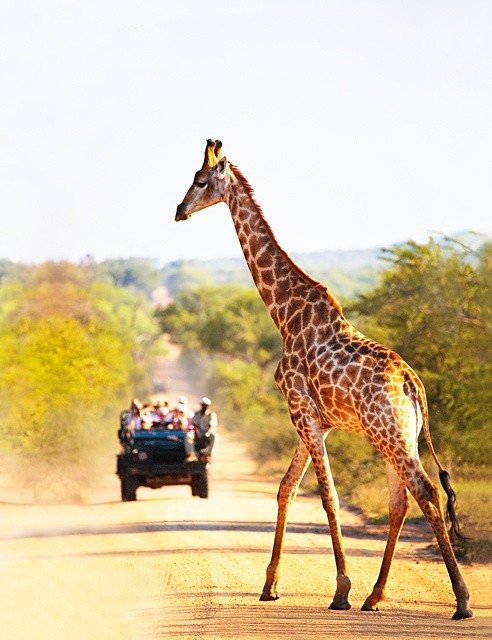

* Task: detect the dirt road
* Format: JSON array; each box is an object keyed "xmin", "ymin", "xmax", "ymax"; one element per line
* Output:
[{"xmin": 1, "ymin": 348, "xmax": 490, "ymax": 639}]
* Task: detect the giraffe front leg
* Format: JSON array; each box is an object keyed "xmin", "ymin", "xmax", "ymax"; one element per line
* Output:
[
  {"xmin": 329, "ymin": 574, "xmax": 352, "ymax": 611},
  {"xmin": 305, "ymin": 434, "xmax": 352, "ymax": 611},
  {"xmin": 260, "ymin": 440, "xmax": 311, "ymax": 602}
]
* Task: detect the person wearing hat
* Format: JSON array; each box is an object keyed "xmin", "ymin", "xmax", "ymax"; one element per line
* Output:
[
  {"xmin": 190, "ymin": 397, "xmax": 217, "ymax": 460},
  {"xmin": 177, "ymin": 396, "xmax": 194, "ymax": 420}
]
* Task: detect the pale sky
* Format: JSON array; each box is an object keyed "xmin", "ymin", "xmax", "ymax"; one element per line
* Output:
[{"xmin": 1, "ymin": 1, "xmax": 490, "ymax": 265}]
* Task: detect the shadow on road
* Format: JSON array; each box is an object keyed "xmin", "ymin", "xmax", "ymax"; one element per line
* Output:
[
  {"xmin": 1, "ymin": 516, "xmax": 431, "ymax": 543},
  {"xmin": 136, "ymin": 598, "xmax": 487, "ymax": 640}
]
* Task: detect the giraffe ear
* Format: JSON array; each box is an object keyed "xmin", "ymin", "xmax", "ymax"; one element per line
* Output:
[{"xmin": 216, "ymin": 157, "xmax": 228, "ymax": 178}]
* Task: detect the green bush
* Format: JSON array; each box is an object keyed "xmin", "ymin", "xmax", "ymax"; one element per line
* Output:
[{"xmin": 0, "ymin": 262, "xmax": 160, "ymax": 500}]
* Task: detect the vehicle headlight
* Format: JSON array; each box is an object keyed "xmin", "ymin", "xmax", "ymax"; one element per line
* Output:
[{"xmin": 137, "ymin": 451, "xmax": 148, "ymax": 461}]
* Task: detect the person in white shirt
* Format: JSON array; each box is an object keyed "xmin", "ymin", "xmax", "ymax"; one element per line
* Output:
[{"xmin": 190, "ymin": 397, "xmax": 217, "ymax": 458}]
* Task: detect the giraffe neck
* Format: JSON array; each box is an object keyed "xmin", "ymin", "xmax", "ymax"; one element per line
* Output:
[{"xmin": 224, "ymin": 165, "xmax": 343, "ymax": 333}]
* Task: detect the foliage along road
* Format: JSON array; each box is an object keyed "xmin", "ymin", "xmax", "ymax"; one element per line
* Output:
[{"xmin": 0, "ymin": 347, "xmax": 490, "ymax": 640}]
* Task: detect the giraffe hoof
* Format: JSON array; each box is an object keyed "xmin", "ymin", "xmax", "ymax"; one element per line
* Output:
[
  {"xmin": 328, "ymin": 599, "xmax": 351, "ymax": 611},
  {"xmin": 259, "ymin": 593, "xmax": 280, "ymax": 602},
  {"xmin": 452, "ymin": 608, "xmax": 473, "ymax": 620},
  {"xmin": 361, "ymin": 603, "xmax": 379, "ymax": 612}
]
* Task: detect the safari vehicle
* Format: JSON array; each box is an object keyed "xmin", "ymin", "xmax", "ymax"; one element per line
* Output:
[{"xmin": 116, "ymin": 412, "xmax": 209, "ymax": 501}]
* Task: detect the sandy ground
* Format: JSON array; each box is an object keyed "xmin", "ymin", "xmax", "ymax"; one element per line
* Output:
[{"xmin": 0, "ymin": 346, "xmax": 490, "ymax": 640}]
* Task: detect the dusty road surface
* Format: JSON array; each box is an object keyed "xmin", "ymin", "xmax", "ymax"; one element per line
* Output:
[
  {"xmin": 1, "ymin": 442, "xmax": 491, "ymax": 640},
  {"xmin": 1, "ymin": 348, "xmax": 491, "ymax": 639}
]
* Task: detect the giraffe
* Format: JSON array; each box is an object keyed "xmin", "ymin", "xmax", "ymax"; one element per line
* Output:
[{"xmin": 175, "ymin": 139, "xmax": 473, "ymax": 620}]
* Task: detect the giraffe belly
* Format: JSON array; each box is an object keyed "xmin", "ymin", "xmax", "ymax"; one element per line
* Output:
[
  {"xmin": 320, "ymin": 402, "xmax": 365, "ymax": 433},
  {"xmin": 310, "ymin": 367, "xmax": 371, "ymax": 434}
]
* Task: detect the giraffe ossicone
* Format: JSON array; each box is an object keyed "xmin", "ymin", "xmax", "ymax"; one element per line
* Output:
[{"xmin": 175, "ymin": 140, "xmax": 473, "ymax": 620}]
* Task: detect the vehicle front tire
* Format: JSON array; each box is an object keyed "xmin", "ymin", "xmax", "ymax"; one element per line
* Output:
[
  {"xmin": 121, "ymin": 475, "xmax": 138, "ymax": 502},
  {"xmin": 191, "ymin": 473, "xmax": 209, "ymax": 499}
]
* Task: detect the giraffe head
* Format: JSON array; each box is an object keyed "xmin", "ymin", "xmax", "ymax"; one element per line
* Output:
[{"xmin": 175, "ymin": 139, "xmax": 232, "ymax": 221}]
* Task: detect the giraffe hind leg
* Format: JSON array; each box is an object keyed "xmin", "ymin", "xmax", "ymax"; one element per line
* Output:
[
  {"xmin": 395, "ymin": 456, "xmax": 472, "ymax": 619},
  {"xmin": 362, "ymin": 463, "xmax": 410, "ymax": 611},
  {"xmin": 411, "ymin": 467, "xmax": 472, "ymax": 619}
]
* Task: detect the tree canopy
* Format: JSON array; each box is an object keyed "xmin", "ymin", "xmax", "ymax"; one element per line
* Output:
[
  {"xmin": 0, "ymin": 262, "xmax": 160, "ymax": 499},
  {"xmin": 348, "ymin": 238, "xmax": 491, "ymax": 466}
]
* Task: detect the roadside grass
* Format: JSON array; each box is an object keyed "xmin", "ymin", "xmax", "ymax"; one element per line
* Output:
[
  {"xmin": 347, "ymin": 476, "xmax": 422, "ymax": 525},
  {"xmin": 346, "ymin": 470, "xmax": 492, "ymax": 563},
  {"xmin": 451, "ymin": 475, "xmax": 492, "ymax": 563}
]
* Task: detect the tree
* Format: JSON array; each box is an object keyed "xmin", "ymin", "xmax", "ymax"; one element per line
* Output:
[
  {"xmin": 348, "ymin": 238, "xmax": 491, "ymax": 466},
  {"xmin": 0, "ymin": 262, "xmax": 161, "ymax": 499},
  {"xmin": 99, "ymin": 258, "xmax": 162, "ymax": 298},
  {"xmin": 155, "ymin": 285, "xmax": 282, "ymax": 365}
]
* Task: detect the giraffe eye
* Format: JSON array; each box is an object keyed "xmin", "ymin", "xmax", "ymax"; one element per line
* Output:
[{"xmin": 196, "ymin": 181, "xmax": 207, "ymax": 188}]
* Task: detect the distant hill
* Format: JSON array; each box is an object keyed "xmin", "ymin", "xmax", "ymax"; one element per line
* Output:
[
  {"xmin": 161, "ymin": 248, "xmax": 383, "ymax": 301},
  {"xmin": 159, "ymin": 231, "xmax": 491, "ymax": 302},
  {"xmin": 51, "ymin": 231, "xmax": 486, "ymax": 306}
]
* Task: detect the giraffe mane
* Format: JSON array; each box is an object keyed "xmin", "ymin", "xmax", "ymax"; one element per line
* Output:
[{"xmin": 229, "ymin": 162, "xmax": 344, "ymax": 315}]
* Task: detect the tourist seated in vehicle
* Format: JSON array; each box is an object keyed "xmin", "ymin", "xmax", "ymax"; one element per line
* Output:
[
  {"xmin": 154, "ymin": 400, "xmax": 169, "ymax": 424},
  {"xmin": 145, "ymin": 402, "xmax": 164, "ymax": 427},
  {"xmin": 177, "ymin": 396, "xmax": 194, "ymax": 420},
  {"xmin": 140, "ymin": 403, "xmax": 155, "ymax": 430},
  {"xmin": 164, "ymin": 402, "xmax": 192, "ymax": 431}
]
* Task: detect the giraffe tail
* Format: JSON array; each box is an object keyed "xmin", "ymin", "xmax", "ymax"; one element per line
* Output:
[{"xmin": 411, "ymin": 375, "xmax": 466, "ymax": 540}]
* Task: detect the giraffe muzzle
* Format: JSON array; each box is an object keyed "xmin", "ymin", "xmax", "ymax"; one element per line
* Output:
[{"xmin": 175, "ymin": 204, "xmax": 190, "ymax": 222}]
